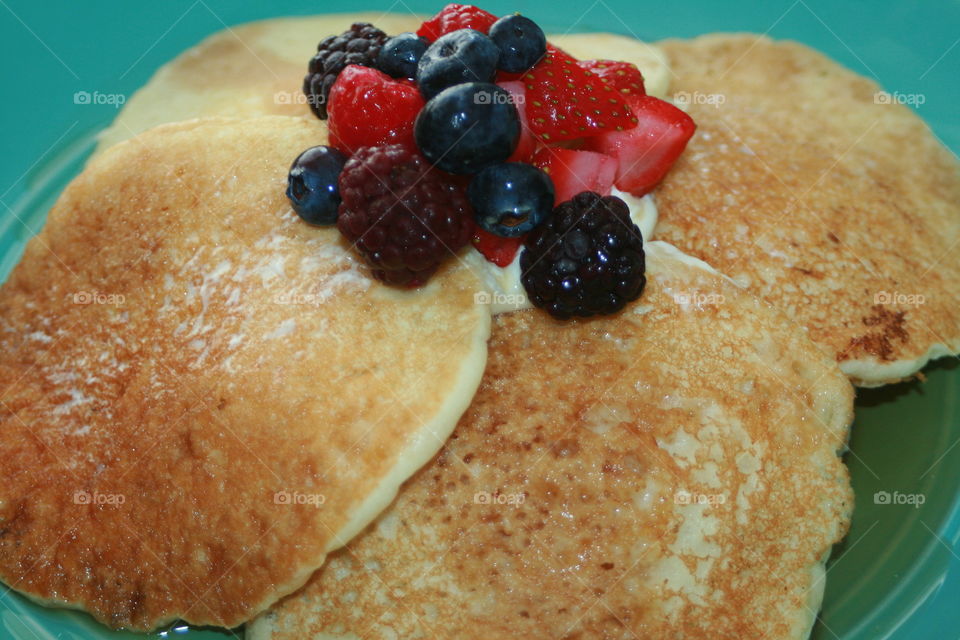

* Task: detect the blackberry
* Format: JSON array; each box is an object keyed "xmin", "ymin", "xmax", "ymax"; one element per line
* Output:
[
  {"xmin": 337, "ymin": 145, "xmax": 475, "ymax": 287},
  {"xmin": 520, "ymin": 192, "xmax": 646, "ymax": 319},
  {"xmin": 303, "ymin": 22, "xmax": 387, "ymax": 119}
]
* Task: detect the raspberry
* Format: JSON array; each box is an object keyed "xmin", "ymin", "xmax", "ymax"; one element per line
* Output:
[
  {"xmin": 520, "ymin": 192, "xmax": 646, "ymax": 318},
  {"xmin": 303, "ymin": 22, "xmax": 387, "ymax": 119},
  {"xmin": 337, "ymin": 145, "xmax": 475, "ymax": 286},
  {"xmin": 417, "ymin": 4, "xmax": 498, "ymax": 41},
  {"xmin": 327, "ymin": 65, "xmax": 424, "ymax": 154}
]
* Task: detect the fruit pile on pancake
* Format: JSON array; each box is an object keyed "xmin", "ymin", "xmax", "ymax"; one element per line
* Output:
[{"xmin": 0, "ymin": 3, "xmax": 956, "ymax": 639}]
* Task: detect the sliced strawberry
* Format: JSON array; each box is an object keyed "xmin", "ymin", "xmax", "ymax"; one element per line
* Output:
[
  {"xmin": 417, "ymin": 4, "xmax": 498, "ymax": 40},
  {"xmin": 582, "ymin": 95, "xmax": 696, "ymax": 196},
  {"xmin": 472, "ymin": 228, "xmax": 524, "ymax": 267},
  {"xmin": 578, "ymin": 60, "xmax": 645, "ymax": 98},
  {"xmin": 532, "ymin": 147, "xmax": 617, "ymax": 205},
  {"xmin": 327, "ymin": 66, "xmax": 424, "ymax": 154},
  {"xmin": 523, "ymin": 50, "xmax": 638, "ymax": 143},
  {"xmin": 497, "ymin": 80, "xmax": 537, "ymax": 162}
]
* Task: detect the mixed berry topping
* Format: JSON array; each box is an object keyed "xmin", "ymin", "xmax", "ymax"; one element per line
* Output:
[
  {"xmin": 287, "ymin": 3, "xmax": 696, "ymax": 317},
  {"xmin": 521, "ymin": 192, "xmax": 646, "ymax": 319},
  {"xmin": 303, "ymin": 22, "xmax": 387, "ymax": 119},
  {"xmin": 336, "ymin": 145, "xmax": 474, "ymax": 286}
]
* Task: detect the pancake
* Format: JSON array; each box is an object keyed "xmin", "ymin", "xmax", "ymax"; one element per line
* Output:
[
  {"xmin": 0, "ymin": 116, "xmax": 490, "ymax": 630},
  {"xmin": 92, "ymin": 14, "xmax": 672, "ymax": 156},
  {"xmin": 248, "ymin": 241, "xmax": 854, "ymax": 640},
  {"xmin": 653, "ymin": 34, "xmax": 960, "ymax": 386},
  {"xmin": 93, "ymin": 13, "xmax": 420, "ymax": 154}
]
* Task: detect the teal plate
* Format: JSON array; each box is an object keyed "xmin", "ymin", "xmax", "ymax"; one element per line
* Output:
[{"xmin": 1, "ymin": 1, "xmax": 958, "ymax": 638}]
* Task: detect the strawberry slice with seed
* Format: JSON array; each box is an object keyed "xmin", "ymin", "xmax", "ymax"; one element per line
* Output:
[
  {"xmin": 523, "ymin": 50, "xmax": 639, "ymax": 143},
  {"xmin": 577, "ymin": 60, "xmax": 646, "ymax": 98}
]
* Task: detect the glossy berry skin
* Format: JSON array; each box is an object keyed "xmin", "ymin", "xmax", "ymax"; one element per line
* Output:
[
  {"xmin": 414, "ymin": 82, "xmax": 520, "ymax": 175},
  {"xmin": 488, "ymin": 14, "xmax": 546, "ymax": 73},
  {"xmin": 521, "ymin": 192, "xmax": 646, "ymax": 319},
  {"xmin": 467, "ymin": 163, "xmax": 554, "ymax": 237},
  {"xmin": 377, "ymin": 33, "xmax": 429, "ymax": 79},
  {"xmin": 416, "ymin": 29, "xmax": 500, "ymax": 99},
  {"xmin": 286, "ymin": 145, "xmax": 348, "ymax": 225},
  {"xmin": 327, "ymin": 65, "xmax": 425, "ymax": 154},
  {"xmin": 522, "ymin": 49, "xmax": 638, "ymax": 142}
]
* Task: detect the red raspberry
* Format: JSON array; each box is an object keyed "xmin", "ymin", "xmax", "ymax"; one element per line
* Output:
[
  {"xmin": 327, "ymin": 66, "xmax": 424, "ymax": 154},
  {"xmin": 337, "ymin": 145, "xmax": 475, "ymax": 286},
  {"xmin": 417, "ymin": 4, "xmax": 498, "ymax": 41}
]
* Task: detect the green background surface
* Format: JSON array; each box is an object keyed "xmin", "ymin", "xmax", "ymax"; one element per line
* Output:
[{"xmin": 1, "ymin": 1, "xmax": 958, "ymax": 638}]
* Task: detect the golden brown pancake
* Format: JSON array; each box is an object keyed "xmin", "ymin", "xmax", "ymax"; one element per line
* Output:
[
  {"xmin": 0, "ymin": 116, "xmax": 490, "ymax": 630},
  {"xmin": 92, "ymin": 14, "xmax": 672, "ymax": 156},
  {"xmin": 653, "ymin": 34, "xmax": 960, "ymax": 386},
  {"xmin": 248, "ymin": 241, "xmax": 854, "ymax": 640}
]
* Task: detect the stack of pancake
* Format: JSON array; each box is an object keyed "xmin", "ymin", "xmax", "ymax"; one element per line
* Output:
[{"xmin": 0, "ymin": 12, "xmax": 956, "ymax": 640}]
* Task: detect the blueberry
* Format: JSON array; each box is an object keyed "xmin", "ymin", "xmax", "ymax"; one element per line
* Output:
[
  {"xmin": 467, "ymin": 163, "xmax": 554, "ymax": 237},
  {"xmin": 415, "ymin": 83, "xmax": 520, "ymax": 175},
  {"xmin": 286, "ymin": 145, "xmax": 347, "ymax": 225},
  {"xmin": 377, "ymin": 32, "xmax": 429, "ymax": 79},
  {"xmin": 416, "ymin": 29, "xmax": 499, "ymax": 99},
  {"xmin": 488, "ymin": 14, "xmax": 547, "ymax": 73}
]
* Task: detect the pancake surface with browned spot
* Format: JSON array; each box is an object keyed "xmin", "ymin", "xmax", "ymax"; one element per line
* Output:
[
  {"xmin": 0, "ymin": 116, "xmax": 490, "ymax": 630},
  {"xmin": 653, "ymin": 34, "xmax": 960, "ymax": 386},
  {"xmin": 249, "ymin": 241, "xmax": 854, "ymax": 640}
]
